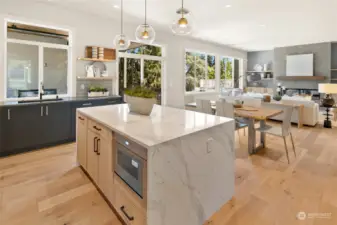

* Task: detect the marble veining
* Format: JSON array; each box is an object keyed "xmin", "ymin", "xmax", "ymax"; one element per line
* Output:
[
  {"xmin": 78, "ymin": 104, "xmax": 233, "ymax": 147},
  {"xmin": 147, "ymin": 123, "xmax": 235, "ymax": 225}
]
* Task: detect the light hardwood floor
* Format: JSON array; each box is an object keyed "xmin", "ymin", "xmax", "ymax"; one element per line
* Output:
[{"xmin": 0, "ymin": 122, "xmax": 336, "ymax": 225}]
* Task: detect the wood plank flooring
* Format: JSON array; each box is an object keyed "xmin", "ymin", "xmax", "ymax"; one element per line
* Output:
[{"xmin": 0, "ymin": 121, "xmax": 336, "ymax": 225}]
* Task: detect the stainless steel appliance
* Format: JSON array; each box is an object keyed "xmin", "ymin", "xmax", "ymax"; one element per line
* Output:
[{"xmin": 114, "ymin": 133, "xmax": 147, "ymax": 198}]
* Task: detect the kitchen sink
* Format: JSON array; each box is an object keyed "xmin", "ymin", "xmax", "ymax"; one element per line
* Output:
[{"xmin": 18, "ymin": 98, "xmax": 64, "ymax": 104}]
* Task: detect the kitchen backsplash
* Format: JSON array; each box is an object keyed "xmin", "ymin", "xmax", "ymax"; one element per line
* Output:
[{"xmin": 76, "ymin": 80, "xmax": 113, "ymax": 97}]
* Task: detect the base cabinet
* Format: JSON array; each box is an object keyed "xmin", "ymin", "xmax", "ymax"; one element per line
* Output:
[{"xmin": 76, "ymin": 115, "xmax": 146, "ymax": 225}]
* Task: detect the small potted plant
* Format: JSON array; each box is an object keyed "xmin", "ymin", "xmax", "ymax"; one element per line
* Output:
[
  {"xmin": 124, "ymin": 86, "xmax": 157, "ymax": 115},
  {"xmin": 88, "ymin": 86, "xmax": 109, "ymax": 97}
]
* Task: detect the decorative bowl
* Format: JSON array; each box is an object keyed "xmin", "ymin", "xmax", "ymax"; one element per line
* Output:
[{"xmin": 273, "ymin": 95, "xmax": 282, "ymax": 101}]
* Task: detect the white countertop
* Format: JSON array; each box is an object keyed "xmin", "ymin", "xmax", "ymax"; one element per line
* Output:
[{"xmin": 78, "ymin": 104, "xmax": 233, "ymax": 147}]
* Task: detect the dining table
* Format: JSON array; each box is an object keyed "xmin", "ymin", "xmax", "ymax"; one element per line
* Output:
[{"xmin": 185, "ymin": 102, "xmax": 283, "ymax": 154}]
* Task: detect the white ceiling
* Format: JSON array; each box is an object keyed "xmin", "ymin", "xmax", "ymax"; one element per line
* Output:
[{"xmin": 37, "ymin": 0, "xmax": 337, "ymax": 51}]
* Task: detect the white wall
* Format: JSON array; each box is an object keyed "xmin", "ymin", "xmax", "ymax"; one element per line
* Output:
[{"xmin": 0, "ymin": 0, "xmax": 247, "ymax": 108}]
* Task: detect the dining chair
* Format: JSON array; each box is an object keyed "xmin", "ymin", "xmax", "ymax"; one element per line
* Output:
[
  {"xmin": 196, "ymin": 99, "xmax": 213, "ymax": 114},
  {"xmin": 255, "ymin": 106, "xmax": 296, "ymax": 164},
  {"xmin": 216, "ymin": 101, "xmax": 248, "ymax": 142},
  {"xmin": 243, "ymin": 98, "xmax": 262, "ymax": 108}
]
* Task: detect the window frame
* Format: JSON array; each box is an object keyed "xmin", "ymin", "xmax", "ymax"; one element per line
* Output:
[
  {"xmin": 4, "ymin": 19, "xmax": 72, "ymax": 101},
  {"xmin": 184, "ymin": 48, "xmax": 242, "ymax": 94},
  {"xmin": 184, "ymin": 49, "xmax": 217, "ymax": 94}
]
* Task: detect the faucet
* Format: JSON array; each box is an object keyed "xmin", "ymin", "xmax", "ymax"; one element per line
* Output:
[{"xmin": 40, "ymin": 82, "xmax": 45, "ymax": 100}]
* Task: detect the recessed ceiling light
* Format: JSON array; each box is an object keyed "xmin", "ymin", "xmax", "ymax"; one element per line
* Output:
[
  {"xmin": 225, "ymin": 5, "xmax": 232, "ymax": 8},
  {"xmin": 113, "ymin": 5, "xmax": 119, "ymax": 8}
]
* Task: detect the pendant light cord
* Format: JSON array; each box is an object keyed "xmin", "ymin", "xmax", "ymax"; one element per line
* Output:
[
  {"xmin": 121, "ymin": 0, "xmax": 124, "ymax": 34},
  {"xmin": 182, "ymin": 0, "xmax": 184, "ymax": 18},
  {"xmin": 145, "ymin": 0, "xmax": 147, "ymax": 25}
]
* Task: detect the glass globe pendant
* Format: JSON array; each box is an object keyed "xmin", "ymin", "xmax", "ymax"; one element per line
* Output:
[
  {"xmin": 171, "ymin": 0, "xmax": 193, "ymax": 35},
  {"xmin": 113, "ymin": 0, "xmax": 130, "ymax": 50},
  {"xmin": 135, "ymin": 0, "xmax": 155, "ymax": 44}
]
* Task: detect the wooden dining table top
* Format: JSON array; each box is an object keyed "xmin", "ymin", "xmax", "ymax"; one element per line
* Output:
[
  {"xmin": 185, "ymin": 102, "xmax": 283, "ymax": 121},
  {"xmin": 234, "ymin": 106, "xmax": 283, "ymax": 120}
]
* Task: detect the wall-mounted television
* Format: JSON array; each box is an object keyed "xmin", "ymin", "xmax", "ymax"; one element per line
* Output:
[{"xmin": 286, "ymin": 54, "xmax": 314, "ymax": 76}]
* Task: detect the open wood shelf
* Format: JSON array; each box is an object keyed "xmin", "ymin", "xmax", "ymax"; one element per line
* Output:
[
  {"xmin": 77, "ymin": 76, "xmax": 114, "ymax": 80},
  {"xmin": 331, "ymin": 69, "xmax": 337, "ymax": 71},
  {"xmin": 276, "ymin": 76, "xmax": 325, "ymax": 81},
  {"xmin": 247, "ymin": 71, "xmax": 273, "ymax": 73},
  {"xmin": 77, "ymin": 58, "xmax": 115, "ymax": 62}
]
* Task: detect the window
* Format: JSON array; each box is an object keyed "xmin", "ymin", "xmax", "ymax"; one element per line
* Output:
[
  {"xmin": 185, "ymin": 50, "xmax": 215, "ymax": 92},
  {"xmin": 220, "ymin": 57, "xmax": 234, "ymax": 89},
  {"xmin": 118, "ymin": 42, "xmax": 163, "ymax": 104},
  {"xmin": 5, "ymin": 21, "xmax": 70, "ymax": 99}
]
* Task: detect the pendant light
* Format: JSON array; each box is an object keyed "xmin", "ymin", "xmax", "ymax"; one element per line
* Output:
[
  {"xmin": 171, "ymin": 0, "xmax": 193, "ymax": 35},
  {"xmin": 135, "ymin": 0, "xmax": 155, "ymax": 44},
  {"xmin": 113, "ymin": 0, "xmax": 130, "ymax": 50}
]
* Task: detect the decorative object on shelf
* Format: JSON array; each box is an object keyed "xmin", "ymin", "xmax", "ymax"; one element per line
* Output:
[
  {"xmin": 98, "ymin": 47, "xmax": 104, "ymax": 60},
  {"xmin": 263, "ymin": 94, "xmax": 271, "ymax": 103},
  {"xmin": 273, "ymin": 94, "xmax": 282, "ymax": 101},
  {"xmin": 135, "ymin": 0, "xmax": 155, "ymax": 44},
  {"xmin": 92, "ymin": 46, "xmax": 98, "ymax": 59},
  {"xmin": 94, "ymin": 67, "xmax": 101, "ymax": 77},
  {"xmin": 124, "ymin": 86, "xmax": 157, "ymax": 115},
  {"xmin": 92, "ymin": 61, "xmax": 107, "ymax": 77},
  {"xmin": 88, "ymin": 86, "xmax": 109, "ymax": 98},
  {"xmin": 263, "ymin": 64, "xmax": 268, "ymax": 72},
  {"xmin": 84, "ymin": 46, "xmax": 116, "ymax": 61},
  {"xmin": 254, "ymin": 64, "xmax": 263, "ymax": 72},
  {"xmin": 171, "ymin": 0, "xmax": 193, "ymax": 35},
  {"xmin": 113, "ymin": 0, "xmax": 130, "ymax": 50},
  {"xmin": 319, "ymin": 83, "xmax": 337, "ymax": 107},
  {"xmin": 101, "ymin": 70, "xmax": 109, "ymax": 77},
  {"xmin": 85, "ymin": 65, "xmax": 95, "ymax": 77}
]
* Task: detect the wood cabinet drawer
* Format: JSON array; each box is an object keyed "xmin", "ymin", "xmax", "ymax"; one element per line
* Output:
[
  {"xmin": 77, "ymin": 112, "xmax": 87, "ymax": 124},
  {"xmin": 88, "ymin": 119, "xmax": 111, "ymax": 140},
  {"xmin": 114, "ymin": 176, "xmax": 146, "ymax": 225}
]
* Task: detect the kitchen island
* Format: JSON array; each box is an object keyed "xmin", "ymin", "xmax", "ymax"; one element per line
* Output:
[{"xmin": 76, "ymin": 104, "xmax": 235, "ymax": 225}]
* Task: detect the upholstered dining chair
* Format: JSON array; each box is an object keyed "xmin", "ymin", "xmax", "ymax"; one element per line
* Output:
[
  {"xmin": 196, "ymin": 99, "xmax": 213, "ymax": 114},
  {"xmin": 255, "ymin": 106, "xmax": 296, "ymax": 164},
  {"xmin": 243, "ymin": 98, "xmax": 262, "ymax": 108},
  {"xmin": 216, "ymin": 101, "xmax": 248, "ymax": 142}
]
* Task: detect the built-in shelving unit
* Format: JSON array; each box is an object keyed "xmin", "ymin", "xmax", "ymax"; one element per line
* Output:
[
  {"xmin": 246, "ymin": 70, "xmax": 273, "ymax": 73},
  {"xmin": 77, "ymin": 76, "xmax": 114, "ymax": 80},
  {"xmin": 331, "ymin": 42, "xmax": 337, "ymax": 82},
  {"xmin": 246, "ymin": 71, "xmax": 273, "ymax": 81},
  {"xmin": 277, "ymin": 76, "xmax": 325, "ymax": 81}
]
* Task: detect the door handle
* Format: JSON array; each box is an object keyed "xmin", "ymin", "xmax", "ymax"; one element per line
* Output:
[
  {"xmin": 41, "ymin": 106, "xmax": 44, "ymax": 116},
  {"xmin": 120, "ymin": 206, "xmax": 134, "ymax": 221},
  {"xmin": 94, "ymin": 137, "xmax": 98, "ymax": 153},
  {"xmin": 96, "ymin": 139, "xmax": 101, "ymax": 155},
  {"xmin": 46, "ymin": 106, "xmax": 49, "ymax": 116},
  {"xmin": 7, "ymin": 109, "xmax": 10, "ymax": 120},
  {"xmin": 82, "ymin": 103, "xmax": 92, "ymax": 106}
]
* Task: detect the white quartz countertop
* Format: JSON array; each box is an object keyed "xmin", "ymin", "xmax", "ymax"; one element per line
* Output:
[{"xmin": 78, "ymin": 104, "xmax": 233, "ymax": 147}]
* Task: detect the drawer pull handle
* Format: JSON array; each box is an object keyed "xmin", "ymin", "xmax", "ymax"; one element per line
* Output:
[
  {"xmin": 93, "ymin": 126, "xmax": 102, "ymax": 131},
  {"xmin": 120, "ymin": 206, "xmax": 134, "ymax": 221},
  {"xmin": 108, "ymin": 101, "xmax": 116, "ymax": 104},
  {"xmin": 96, "ymin": 139, "xmax": 101, "ymax": 155},
  {"xmin": 83, "ymin": 103, "xmax": 92, "ymax": 106},
  {"xmin": 94, "ymin": 137, "xmax": 98, "ymax": 153},
  {"xmin": 78, "ymin": 116, "xmax": 84, "ymax": 121}
]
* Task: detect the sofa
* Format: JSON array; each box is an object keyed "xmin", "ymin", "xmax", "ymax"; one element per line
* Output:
[{"xmin": 220, "ymin": 95, "xmax": 319, "ymax": 126}]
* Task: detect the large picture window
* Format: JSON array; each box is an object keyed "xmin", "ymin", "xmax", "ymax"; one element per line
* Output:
[
  {"xmin": 220, "ymin": 57, "xmax": 234, "ymax": 89},
  {"xmin": 5, "ymin": 21, "xmax": 71, "ymax": 99},
  {"xmin": 185, "ymin": 51, "xmax": 215, "ymax": 92}
]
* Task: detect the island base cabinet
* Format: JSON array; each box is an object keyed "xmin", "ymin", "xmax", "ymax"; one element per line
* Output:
[
  {"xmin": 76, "ymin": 113, "xmax": 88, "ymax": 169},
  {"xmin": 114, "ymin": 176, "xmax": 146, "ymax": 225},
  {"xmin": 86, "ymin": 129, "xmax": 99, "ymax": 183}
]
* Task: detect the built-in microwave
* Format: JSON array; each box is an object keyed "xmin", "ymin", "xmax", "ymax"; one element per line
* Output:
[{"xmin": 114, "ymin": 134, "xmax": 146, "ymax": 198}]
